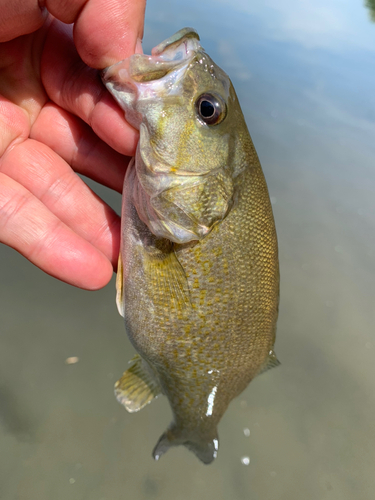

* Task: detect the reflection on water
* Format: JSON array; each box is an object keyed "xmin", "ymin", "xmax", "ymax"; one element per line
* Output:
[{"xmin": 1, "ymin": 0, "xmax": 375, "ymax": 498}]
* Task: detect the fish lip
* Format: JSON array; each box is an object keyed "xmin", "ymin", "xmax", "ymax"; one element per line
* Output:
[
  {"xmin": 151, "ymin": 27, "xmax": 200, "ymax": 57},
  {"xmin": 102, "ymin": 28, "xmax": 202, "ymax": 98}
]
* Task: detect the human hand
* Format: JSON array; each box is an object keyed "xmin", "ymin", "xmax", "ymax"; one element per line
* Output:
[{"xmin": 0, "ymin": 0, "xmax": 146, "ymax": 290}]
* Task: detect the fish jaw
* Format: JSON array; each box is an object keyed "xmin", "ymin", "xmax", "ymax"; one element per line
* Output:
[{"xmin": 101, "ymin": 28, "xmax": 201, "ymax": 130}]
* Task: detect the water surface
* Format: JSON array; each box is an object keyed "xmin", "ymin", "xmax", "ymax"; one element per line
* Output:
[{"xmin": 1, "ymin": 1, "xmax": 375, "ymax": 498}]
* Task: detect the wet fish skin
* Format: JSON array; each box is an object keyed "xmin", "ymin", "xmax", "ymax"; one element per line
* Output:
[{"xmin": 102, "ymin": 28, "xmax": 279, "ymax": 464}]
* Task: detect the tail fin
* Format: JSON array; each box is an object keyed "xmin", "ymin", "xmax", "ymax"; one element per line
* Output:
[{"xmin": 152, "ymin": 425, "xmax": 219, "ymax": 464}]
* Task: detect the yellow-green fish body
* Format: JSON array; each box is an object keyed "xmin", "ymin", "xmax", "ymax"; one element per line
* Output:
[{"xmin": 102, "ymin": 28, "xmax": 279, "ymax": 464}]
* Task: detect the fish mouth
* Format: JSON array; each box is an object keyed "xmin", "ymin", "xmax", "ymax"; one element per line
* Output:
[
  {"xmin": 101, "ymin": 28, "xmax": 202, "ymax": 128},
  {"xmin": 136, "ymin": 27, "xmax": 201, "ymax": 82}
]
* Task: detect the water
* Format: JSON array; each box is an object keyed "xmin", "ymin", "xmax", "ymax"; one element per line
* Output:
[{"xmin": 1, "ymin": 1, "xmax": 375, "ymax": 498}]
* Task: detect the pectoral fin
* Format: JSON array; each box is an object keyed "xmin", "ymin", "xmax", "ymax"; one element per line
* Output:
[
  {"xmin": 257, "ymin": 350, "xmax": 281, "ymax": 375},
  {"xmin": 116, "ymin": 252, "xmax": 124, "ymax": 317},
  {"xmin": 141, "ymin": 244, "xmax": 191, "ymax": 309},
  {"xmin": 114, "ymin": 355, "xmax": 162, "ymax": 412}
]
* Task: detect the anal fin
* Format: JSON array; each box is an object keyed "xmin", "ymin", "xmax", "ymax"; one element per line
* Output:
[{"xmin": 114, "ymin": 354, "xmax": 161, "ymax": 412}]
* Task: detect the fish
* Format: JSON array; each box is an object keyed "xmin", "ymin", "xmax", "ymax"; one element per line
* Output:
[{"xmin": 101, "ymin": 27, "xmax": 280, "ymax": 464}]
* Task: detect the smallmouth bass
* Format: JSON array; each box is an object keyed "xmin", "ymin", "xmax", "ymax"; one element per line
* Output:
[{"xmin": 102, "ymin": 28, "xmax": 280, "ymax": 464}]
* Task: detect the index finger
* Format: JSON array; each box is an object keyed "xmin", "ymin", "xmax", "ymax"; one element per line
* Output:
[{"xmin": 46, "ymin": 0, "xmax": 146, "ymax": 68}]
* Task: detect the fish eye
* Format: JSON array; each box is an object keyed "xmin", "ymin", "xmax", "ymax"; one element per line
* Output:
[{"xmin": 195, "ymin": 93, "xmax": 226, "ymax": 125}]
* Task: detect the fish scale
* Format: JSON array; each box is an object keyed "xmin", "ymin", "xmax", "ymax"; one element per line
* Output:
[{"xmin": 102, "ymin": 27, "xmax": 279, "ymax": 464}]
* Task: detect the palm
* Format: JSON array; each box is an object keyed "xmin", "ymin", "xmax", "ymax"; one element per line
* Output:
[{"xmin": 0, "ymin": 14, "xmax": 142, "ymax": 289}]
